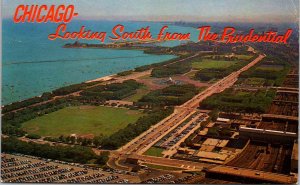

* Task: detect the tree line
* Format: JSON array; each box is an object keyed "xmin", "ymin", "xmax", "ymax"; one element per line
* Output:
[
  {"xmin": 80, "ymin": 80, "xmax": 141, "ymax": 100},
  {"xmin": 2, "ymin": 80, "xmax": 142, "ymax": 137},
  {"xmin": 194, "ymin": 55, "xmax": 257, "ymax": 82},
  {"xmin": 2, "ymin": 137, "xmax": 108, "ymax": 165},
  {"xmin": 136, "ymin": 84, "xmax": 198, "ymax": 107},
  {"xmin": 200, "ymin": 88, "xmax": 276, "ymax": 113}
]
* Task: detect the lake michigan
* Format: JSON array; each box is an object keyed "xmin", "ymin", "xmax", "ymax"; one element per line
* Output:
[{"xmin": 2, "ymin": 20, "xmax": 199, "ymax": 105}]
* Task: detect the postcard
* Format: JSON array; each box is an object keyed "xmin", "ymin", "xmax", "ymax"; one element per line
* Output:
[{"xmin": 1, "ymin": 0, "xmax": 299, "ymax": 184}]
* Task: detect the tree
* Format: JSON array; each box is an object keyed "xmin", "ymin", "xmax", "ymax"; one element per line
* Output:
[
  {"xmin": 2, "ymin": 137, "xmax": 99, "ymax": 164},
  {"xmin": 207, "ymin": 127, "xmax": 219, "ymax": 136},
  {"xmin": 209, "ymin": 109, "xmax": 219, "ymax": 121},
  {"xmin": 81, "ymin": 138, "xmax": 88, "ymax": 146},
  {"xmin": 93, "ymin": 135, "xmax": 103, "ymax": 147},
  {"xmin": 70, "ymin": 136, "xmax": 76, "ymax": 144},
  {"xmin": 95, "ymin": 151, "xmax": 109, "ymax": 165},
  {"xmin": 77, "ymin": 137, "xmax": 83, "ymax": 144},
  {"xmin": 25, "ymin": 133, "xmax": 41, "ymax": 139},
  {"xmin": 59, "ymin": 135, "xmax": 65, "ymax": 142},
  {"xmin": 219, "ymin": 128, "xmax": 232, "ymax": 137},
  {"xmin": 86, "ymin": 139, "xmax": 92, "ymax": 146},
  {"xmin": 65, "ymin": 136, "xmax": 71, "ymax": 143}
]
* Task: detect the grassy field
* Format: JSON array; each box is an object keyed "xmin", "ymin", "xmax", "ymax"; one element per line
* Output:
[
  {"xmin": 257, "ymin": 64, "xmax": 284, "ymax": 71},
  {"xmin": 144, "ymin": 146, "xmax": 164, "ymax": 157},
  {"xmin": 240, "ymin": 58, "xmax": 290, "ymax": 87},
  {"xmin": 186, "ymin": 70, "xmax": 198, "ymax": 78},
  {"xmin": 123, "ymin": 86, "xmax": 150, "ymax": 102},
  {"xmin": 192, "ymin": 59, "xmax": 238, "ymax": 70},
  {"xmin": 203, "ymin": 54, "xmax": 253, "ymax": 60},
  {"xmin": 235, "ymin": 55, "xmax": 253, "ymax": 60},
  {"xmin": 243, "ymin": 77, "xmax": 266, "ymax": 86},
  {"xmin": 143, "ymin": 163, "xmax": 183, "ymax": 171},
  {"xmin": 22, "ymin": 106, "xmax": 144, "ymax": 137}
]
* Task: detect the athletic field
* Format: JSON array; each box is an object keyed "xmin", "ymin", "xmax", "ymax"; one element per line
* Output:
[{"xmin": 22, "ymin": 106, "xmax": 144, "ymax": 137}]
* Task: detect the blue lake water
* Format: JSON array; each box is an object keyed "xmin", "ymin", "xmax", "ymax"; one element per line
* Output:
[{"xmin": 2, "ymin": 20, "xmax": 200, "ymax": 105}]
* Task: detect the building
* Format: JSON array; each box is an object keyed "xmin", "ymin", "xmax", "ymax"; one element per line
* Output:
[{"xmin": 291, "ymin": 142, "xmax": 298, "ymax": 173}]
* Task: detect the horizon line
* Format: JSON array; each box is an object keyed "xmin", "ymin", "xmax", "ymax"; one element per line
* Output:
[{"xmin": 2, "ymin": 17, "xmax": 298, "ymax": 25}]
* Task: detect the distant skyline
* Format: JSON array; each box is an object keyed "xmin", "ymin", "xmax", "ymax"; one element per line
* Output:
[{"xmin": 2, "ymin": 0, "xmax": 299, "ymax": 23}]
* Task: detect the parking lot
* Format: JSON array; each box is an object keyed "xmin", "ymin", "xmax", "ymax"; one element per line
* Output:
[{"xmin": 1, "ymin": 153, "xmax": 140, "ymax": 183}]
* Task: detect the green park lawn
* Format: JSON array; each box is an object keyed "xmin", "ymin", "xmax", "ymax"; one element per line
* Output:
[
  {"xmin": 257, "ymin": 64, "xmax": 284, "ymax": 71},
  {"xmin": 203, "ymin": 54, "xmax": 253, "ymax": 60},
  {"xmin": 123, "ymin": 86, "xmax": 150, "ymax": 102},
  {"xmin": 143, "ymin": 163, "xmax": 183, "ymax": 171},
  {"xmin": 235, "ymin": 54, "xmax": 253, "ymax": 60},
  {"xmin": 144, "ymin": 146, "xmax": 164, "ymax": 157},
  {"xmin": 22, "ymin": 106, "xmax": 144, "ymax": 137},
  {"xmin": 243, "ymin": 77, "xmax": 266, "ymax": 86},
  {"xmin": 192, "ymin": 59, "xmax": 238, "ymax": 70}
]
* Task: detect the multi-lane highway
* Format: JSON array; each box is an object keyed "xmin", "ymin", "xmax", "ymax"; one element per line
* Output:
[
  {"xmin": 117, "ymin": 54, "xmax": 265, "ymax": 170},
  {"xmin": 181, "ymin": 54, "xmax": 265, "ymax": 109},
  {"xmin": 119, "ymin": 54, "xmax": 265, "ymax": 156}
]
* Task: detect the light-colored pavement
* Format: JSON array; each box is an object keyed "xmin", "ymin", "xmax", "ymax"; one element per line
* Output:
[
  {"xmin": 114, "ymin": 54, "xmax": 266, "ymax": 173},
  {"xmin": 127, "ymin": 154, "xmax": 213, "ymax": 170},
  {"xmin": 119, "ymin": 54, "xmax": 265, "ymax": 156}
]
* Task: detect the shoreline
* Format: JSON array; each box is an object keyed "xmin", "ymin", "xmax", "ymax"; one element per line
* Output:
[
  {"xmin": 85, "ymin": 75, "xmax": 116, "ymax": 83},
  {"xmin": 2, "ymin": 52, "xmax": 177, "ymax": 106},
  {"xmin": 2, "ymin": 54, "xmax": 179, "ymax": 107},
  {"xmin": 2, "ymin": 72, "xmax": 139, "ymax": 106}
]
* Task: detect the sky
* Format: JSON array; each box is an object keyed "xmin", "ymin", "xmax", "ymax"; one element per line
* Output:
[{"xmin": 2, "ymin": 0, "xmax": 299, "ymax": 23}]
